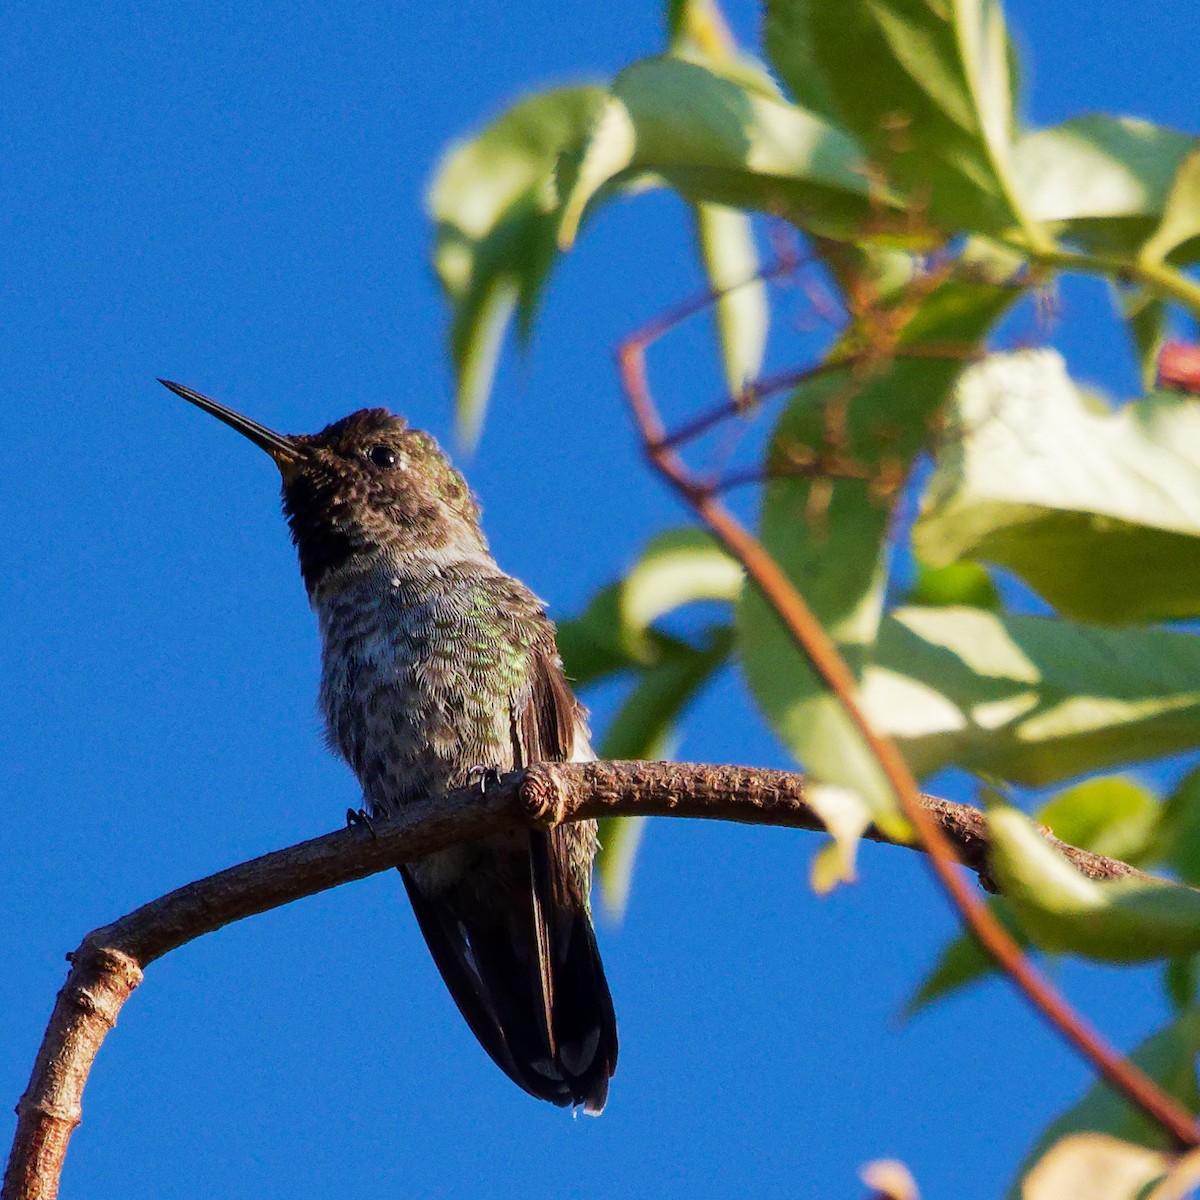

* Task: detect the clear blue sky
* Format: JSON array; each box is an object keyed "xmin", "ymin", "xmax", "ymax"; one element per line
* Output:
[{"xmin": 2, "ymin": 3, "xmax": 1197, "ymax": 1197}]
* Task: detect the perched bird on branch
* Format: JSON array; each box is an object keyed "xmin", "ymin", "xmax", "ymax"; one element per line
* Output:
[{"xmin": 160, "ymin": 380, "xmax": 618, "ymax": 1113}]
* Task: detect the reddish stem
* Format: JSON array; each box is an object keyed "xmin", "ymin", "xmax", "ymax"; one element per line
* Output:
[{"xmin": 615, "ymin": 292, "xmax": 1200, "ymax": 1150}]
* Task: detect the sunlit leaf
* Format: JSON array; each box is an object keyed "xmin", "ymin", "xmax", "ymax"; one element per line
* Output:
[
  {"xmin": 988, "ymin": 802, "xmax": 1200, "ymax": 962},
  {"xmin": 860, "ymin": 1158, "xmax": 921, "ymax": 1200},
  {"xmin": 738, "ymin": 280, "xmax": 1013, "ymax": 831},
  {"xmin": 1036, "ymin": 776, "xmax": 1160, "ymax": 866},
  {"xmin": 620, "ymin": 527, "xmax": 742, "ymax": 654},
  {"xmin": 1141, "ymin": 148, "xmax": 1200, "ymax": 266},
  {"xmin": 806, "ymin": 784, "xmax": 874, "ymax": 893},
  {"xmin": 1010, "ymin": 1010, "xmax": 1200, "ymax": 1197},
  {"xmin": 864, "ymin": 606, "xmax": 1200, "ymax": 785},
  {"xmin": 1013, "ymin": 115, "xmax": 1199, "ymax": 255},
  {"xmin": 788, "ymin": 0, "xmax": 1040, "ymax": 240},
  {"xmin": 695, "ymin": 203, "xmax": 769, "ymax": 397},
  {"xmin": 1019, "ymin": 1133, "xmax": 1166, "ymax": 1200},
  {"xmin": 556, "ymin": 527, "xmax": 741, "ymax": 682},
  {"xmin": 914, "ymin": 350, "xmax": 1200, "ymax": 624},
  {"xmin": 904, "ymin": 896, "xmax": 1027, "ymax": 1017},
  {"xmin": 1150, "ymin": 1144, "xmax": 1200, "ymax": 1200},
  {"xmin": 558, "ymin": 56, "xmax": 902, "ymax": 250},
  {"xmin": 428, "ymin": 86, "xmax": 607, "ymax": 443}
]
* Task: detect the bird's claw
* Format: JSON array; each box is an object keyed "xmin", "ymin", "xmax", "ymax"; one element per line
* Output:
[
  {"xmin": 346, "ymin": 807, "xmax": 378, "ymax": 839},
  {"xmin": 466, "ymin": 765, "xmax": 504, "ymax": 794}
]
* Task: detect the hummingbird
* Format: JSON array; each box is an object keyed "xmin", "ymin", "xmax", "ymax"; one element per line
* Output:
[{"xmin": 159, "ymin": 379, "xmax": 617, "ymax": 1113}]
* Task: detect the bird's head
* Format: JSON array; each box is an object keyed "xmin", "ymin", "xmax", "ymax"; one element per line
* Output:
[{"xmin": 160, "ymin": 380, "xmax": 488, "ymax": 594}]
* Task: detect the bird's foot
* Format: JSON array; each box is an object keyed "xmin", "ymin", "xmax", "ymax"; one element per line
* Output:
[
  {"xmin": 466, "ymin": 765, "xmax": 504, "ymax": 794},
  {"xmin": 346, "ymin": 807, "xmax": 378, "ymax": 839}
]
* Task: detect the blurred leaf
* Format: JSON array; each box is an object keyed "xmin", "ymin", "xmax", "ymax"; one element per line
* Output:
[
  {"xmin": 594, "ymin": 626, "xmax": 733, "ymax": 915},
  {"xmin": 860, "ymin": 1158, "xmax": 920, "ymax": 1200},
  {"xmin": 620, "ymin": 527, "xmax": 742, "ymax": 655},
  {"xmin": 695, "ymin": 203, "xmax": 769, "ymax": 396},
  {"xmin": 428, "ymin": 86, "xmax": 607, "ymax": 444},
  {"xmin": 1019, "ymin": 1133, "xmax": 1166, "ymax": 1200},
  {"xmin": 762, "ymin": 0, "xmax": 842, "ymax": 124},
  {"xmin": 558, "ymin": 56, "xmax": 904, "ymax": 250},
  {"xmin": 1158, "ymin": 767, "xmax": 1200, "ymax": 887},
  {"xmin": 807, "ymin": 784, "xmax": 874, "ymax": 893},
  {"xmin": 1120, "ymin": 288, "xmax": 1168, "ymax": 392},
  {"xmin": 1013, "ymin": 115, "xmax": 1199, "ymax": 256},
  {"xmin": 557, "ymin": 527, "xmax": 741, "ymax": 685},
  {"xmin": 1037, "ymin": 776, "xmax": 1160, "ymax": 865},
  {"xmin": 1010, "ymin": 1009, "xmax": 1200, "ymax": 1196},
  {"xmin": 793, "ymin": 0, "xmax": 1040, "ymax": 240},
  {"xmin": 556, "ymin": 583, "xmax": 635, "ymax": 687},
  {"xmin": 914, "ymin": 350, "xmax": 1200, "ymax": 624},
  {"xmin": 667, "ymin": 0, "xmax": 737, "ymax": 60},
  {"xmin": 988, "ymin": 802, "xmax": 1200, "ymax": 963},
  {"xmin": 1165, "ymin": 956, "xmax": 1200, "ymax": 1014},
  {"xmin": 864, "ymin": 606, "xmax": 1200, "ymax": 785},
  {"xmin": 1141, "ymin": 148, "xmax": 1200, "ymax": 266},
  {"xmin": 908, "ymin": 560, "xmax": 999, "ymax": 609},
  {"xmin": 904, "ymin": 896, "xmax": 1027, "ymax": 1017},
  {"xmin": 738, "ymin": 279, "xmax": 1013, "ymax": 832},
  {"xmin": 1151, "ymin": 1147, "xmax": 1200, "ymax": 1200},
  {"xmin": 599, "ymin": 628, "xmax": 733, "ymax": 761}
]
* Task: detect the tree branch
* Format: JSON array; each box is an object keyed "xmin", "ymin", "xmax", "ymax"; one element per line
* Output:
[
  {"xmin": 615, "ymin": 272, "xmax": 1200, "ymax": 1151},
  {"xmin": 3, "ymin": 761, "xmax": 1155, "ymax": 1200}
]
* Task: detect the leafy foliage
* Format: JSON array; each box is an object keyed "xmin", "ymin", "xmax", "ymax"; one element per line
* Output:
[{"xmin": 430, "ymin": 0, "xmax": 1200, "ymax": 1191}]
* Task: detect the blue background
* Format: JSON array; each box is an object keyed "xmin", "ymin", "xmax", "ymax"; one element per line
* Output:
[{"xmin": 2, "ymin": 2, "xmax": 1197, "ymax": 1197}]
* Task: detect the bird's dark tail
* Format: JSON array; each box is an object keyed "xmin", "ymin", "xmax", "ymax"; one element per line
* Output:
[{"xmin": 399, "ymin": 830, "xmax": 617, "ymax": 1112}]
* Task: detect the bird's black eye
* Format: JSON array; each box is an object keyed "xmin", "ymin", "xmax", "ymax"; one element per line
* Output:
[{"xmin": 368, "ymin": 445, "xmax": 397, "ymax": 469}]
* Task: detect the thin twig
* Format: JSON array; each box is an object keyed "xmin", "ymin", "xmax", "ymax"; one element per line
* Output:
[
  {"xmin": 615, "ymin": 292, "xmax": 1200, "ymax": 1149},
  {"xmin": 2, "ymin": 761, "xmax": 1160, "ymax": 1200}
]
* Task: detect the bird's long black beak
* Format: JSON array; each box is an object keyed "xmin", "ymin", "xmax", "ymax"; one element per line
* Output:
[{"xmin": 158, "ymin": 379, "xmax": 303, "ymax": 476}]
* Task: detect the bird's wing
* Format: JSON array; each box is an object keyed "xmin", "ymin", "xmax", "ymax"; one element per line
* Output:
[{"xmin": 508, "ymin": 646, "xmax": 618, "ymax": 1113}]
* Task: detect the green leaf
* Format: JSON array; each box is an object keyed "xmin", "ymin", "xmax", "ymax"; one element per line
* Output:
[
  {"xmin": 904, "ymin": 896, "xmax": 1027, "ymax": 1017},
  {"xmin": 694, "ymin": 203, "xmax": 769, "ymax": 397},
  {"xmin": 738, "ymin": 279, "xmax": 1013, "ymax": 834},
  {"xmin": 1013, "ymin": 115, "xmax": 1199, "ymax": 256},
  {"xmin": 865, "ymin": 606, "xmax": 1200, "ymax": 785},
  {"xmin": 908, "ymin": 560, "xmax": 999, "ymax": 609},
  {"xmin": 761, "ymin": 0, "xmax": 842, "ymax": 124},
  {"xmin": 666, "ymin": 0, "xmax": 736, "ymax": 60},
  {"xmin": 1037, "ymin": 777, "xmax": 1160, "ymax": 866},
  {"xmin": 1010, "ymin": 1010, "xmax": 1200, "ymax": 1198},
  {"xmin": 1158, "ymin": 768, "xmax": 1200, "ymax": 888},
  {"xmin": 558, "ymin": 56, "xmax": 902, "ymax": 249},
  {"xmin": 988, "ymin": 802, "xmax": 1200, "ymax": 963},
  {"xmin": 1141, "ymin": 148, "xmax": 1200, "ymax": 267},
  {"xmin": 1119, "ymin": 287, "xmax": 1167, "ymax": 392},
  {"xmin": 598, "ymin": 628, "xmax": 732, "ymax": 761},
  {"xmin": 1019, "ymin": 1134, "xmax": 1166, "ymax": 1200},
  {"xmin": 594, "ymin": 627, "xmax": 733, "ymax": 916},
  {"xmin": 428, "ymin": 86, "xmax": 607, "ymax": 444},
  {"xmin": 791, "ymin": 0, "xmax": 1042, "ymax": 242},
  {"xmin": 1165, "ymin": 956, "xmax": 1200, "ymax": 1013},
  {"xmin": 556, "ymin": 584, "xmax": 635, "ymax": 687},
  {"xmin": 914, "ymin": 350, "xmax": 1200, "ymax": 624},
  {"xmin": 556, "ymin": 527, "xmax": 741, "ymax": 684},
  {"xmin": 620, "ymin": 527, "xmax": 742, "ymax": 655}
]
